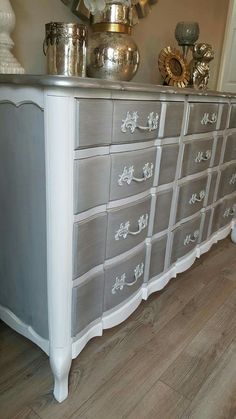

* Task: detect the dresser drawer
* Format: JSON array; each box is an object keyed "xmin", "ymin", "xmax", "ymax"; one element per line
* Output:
[
  {"xmin": 213, "ymin": 136, "xmax": 223, "ymax": 167},
  {"xmin": 153, "ymin": 188, "xmax": 173, "ymax": 234},
  {"xmin": 106, "ymin": 197, "xmax": 151, "ymax": 260},
  {"xmin": 220, "ymin": 104, "xmax": 229, "ymax": 130},
  {"xmin": 171, "ymin": 215, "xmax": 201, "ymax": 264},
  {"xmin": 161, "ymin": 101, "xmax": 184, "ymax": 138},
  {"xmin": 217, "ymin": 163, "xmax": 236, "ymax": 199},
  {"xmin": 73, "ymin": 213, "xmax": 107, "ymax": 278},
  {"xmin": 158, "ymin": 144, "xmax": 179, "ymax": 185},
  {"xmin": 202, "ymin": 208, "xmax": 212, "ymax": 242},
  {"xmin": 110, "ymin": 147, "xmax": 156, "ymax": 201},
  {"xmin": 112, "ymin": 100, "xmax": 161, "ymax": 143},
  {"xmin": 229, "ymin": 104, "xmax": 236, "ymax": 128},
  {"xmin": 149, "ymin": 234, "xmax": 167, "ymax": 279},
  {"xmin": 74, "ymin": 155, "xmax": 111, "ymax": 214},
  {"xmin": 186, "ymin": 103, "xmax": 219, "ymax": 135},
  {"xmin": 212, "ymin": 196, "xmax": 236, "ymax": 233},
  {"xmin": 176, "ymin": 175, "xmax": 208, "ymax": 222},
  {"xmin": 104, "ymin": 247, "xmax": 145, "ymax": 311},
  {"xmin": 181, "ymin": 137, "xmax": 213, "ymax": 177},
  {"xmin": 75, "ymin": 99, "xmax": 112, "ymax": 149},
  {"xmin": 207, "ymin": 171, "xmax": 217, "ymax": 206},
  {"xmin": 72, "ymin": 271, "xmax": 104, "ymax": 336},
  {"xmin": 223, "ymin": 133, "xmax": 236, "ymax": 163}
]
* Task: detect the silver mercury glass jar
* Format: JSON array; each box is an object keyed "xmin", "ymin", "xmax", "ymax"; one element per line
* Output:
[{"xmin": 87, "ymin": 2, "xmax": 140, "ymax": 81}]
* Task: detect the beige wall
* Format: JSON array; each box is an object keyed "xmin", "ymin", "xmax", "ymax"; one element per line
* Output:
[{"xmin": 12, "ymin": 0, "xmax": 229, "ymax": 89}]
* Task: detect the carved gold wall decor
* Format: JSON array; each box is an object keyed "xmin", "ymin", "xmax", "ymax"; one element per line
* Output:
[
  {"xmin": 158, "ymin": 46, "xmax": 190, "ymax": 88},
  {"xmin": 62, "ymin": 0, "xmax": 158, "ymax": 25}
]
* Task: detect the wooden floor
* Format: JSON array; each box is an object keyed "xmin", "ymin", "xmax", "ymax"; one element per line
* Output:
[{"xmin": 1, "ymin": 237, "xmax": 236, "ymax": 419}]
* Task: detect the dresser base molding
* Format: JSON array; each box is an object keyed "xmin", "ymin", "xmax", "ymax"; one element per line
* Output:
[{"xmin": 0, "ymin": 304, "xmax": 49, "ymax": 355}]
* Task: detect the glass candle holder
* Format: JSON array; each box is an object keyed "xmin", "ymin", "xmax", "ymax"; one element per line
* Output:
[{"xmin": 175, "ymin": 21, "xmax": 199, "ymax": 57}]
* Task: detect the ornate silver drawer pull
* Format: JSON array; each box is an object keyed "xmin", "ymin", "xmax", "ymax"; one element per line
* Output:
[
  {"xmin": 201, "ymin": 112, "xmax": 217, "ymax": 125},
  {"xmin": 189, "ymin": 190, "xmax": 206, "ymax": 205},
  {"xmin": 229, "ymin": 173, "xmax": 236, "ymax": 185},
  {"xmin": 115, "ymin": 214, "xmax": 148, "ymax": 240},
  {"xmin": 194, "ymin": 150, "xmax": 212, "ymax": 163},
  {"xmin": 111, "ymin": 262, "xmax": 144, "ymax": 294},
  {"xmin": 118, "ymin": 163, "xmax": 154, "ymax": 186},
  {"xmin": 223, "ymin": 207, "xmax": 235, "ymax": 218},
  {"xmin": 121, "ymin": 111, "xmax": 159, "ymax": 134},
  {"xmin": 184, "ymin": 230, "xmax": 200, "ymax": 246}
]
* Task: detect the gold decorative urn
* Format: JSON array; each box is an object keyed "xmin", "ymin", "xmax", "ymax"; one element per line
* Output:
[{"xmin": 87, "ymin": 1, "xmax": 140, "ymax": 81}]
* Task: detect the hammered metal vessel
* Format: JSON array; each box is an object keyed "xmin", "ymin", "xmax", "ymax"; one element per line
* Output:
[
  {"xmin": 44, "ymin": 22, "xmax": 87, "ymax": 76},
  {"xmin": 87, "ymin": 2, "xmax": 140, "ymax": 81}
]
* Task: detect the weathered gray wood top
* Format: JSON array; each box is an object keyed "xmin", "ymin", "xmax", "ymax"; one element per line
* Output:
[{"xmin": 0, "ymin": 74, "xmax": 235, "ymax": 98}]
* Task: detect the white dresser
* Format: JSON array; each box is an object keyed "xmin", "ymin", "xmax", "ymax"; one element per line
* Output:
[{"xmin": 0, "ymin": 75, "xmax": 235, "ymax": 402}]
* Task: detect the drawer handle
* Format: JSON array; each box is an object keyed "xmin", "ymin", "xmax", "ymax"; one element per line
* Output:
[
  {"xmin": 229, "ymin": 173, "xmax": 236, "ymax": 185},
  {"xmin": 223, "ymin": 207, "xmax": 235, "ymax": 218},
  {"xmin": 194, "ymin": 150, "xmax": 212, "ymax": 163},
  {"xmin": 184, "ymin": 230, "xmax": 200, "ymax": 246},
  {"xmin": 115, "ymin": 214, "xmax": 149, "ymax": 240},
  {"xmin": 201, "ymin": 112, "xmax": 217, "ymax": 125},
  {"xmin": 118, "ymin": 163, "xmax": 154, "ymax": 186},
  {"xmin": 111, "ymin": 262, "xmax": 144, "ymax": 294},
  {"xmin": 121, "ymin": 111, "xmax": 159, "ymax": 134},
  {"xmin": 189, "ymin": 190, "xmax": 206, "ymax": 205}
]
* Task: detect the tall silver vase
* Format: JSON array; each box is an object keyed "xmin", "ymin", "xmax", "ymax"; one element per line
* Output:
[{"xmin": 87, "ymin": 2, "xmax": 140, "ymax": 81}]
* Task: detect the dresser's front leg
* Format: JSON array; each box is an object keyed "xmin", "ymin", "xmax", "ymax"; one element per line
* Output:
[
  {"xmin": 231, "ymin": 225, "xmax": 236, "ymax": 244},
  {"xmin": 50, "ymin": 347, "xmax": 72, "ymax": 403}
]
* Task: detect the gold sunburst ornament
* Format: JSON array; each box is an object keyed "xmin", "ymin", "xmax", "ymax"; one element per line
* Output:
[{"xmin": 158, "ymin": 46, "xmax": 190, "ymax": 87}]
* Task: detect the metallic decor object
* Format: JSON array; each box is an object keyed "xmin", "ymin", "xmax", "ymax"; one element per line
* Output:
[
  {"xmin": 190, "ymin": 43, "xmax": 214, "ymax": 89},
  {"xmin": 158, "ymin": 46, "xmax": 190, "ymax": 87},
  {"xmin": 87, "ymin": 2, "xmax": 139, "ymax": 81},
  {"xmin": 175, "ymin": 21, "xmax": 199, "ymax": 58},
  {"xmin": 43, "ymin": 22, "xmax": 87, "ymax": 76}
]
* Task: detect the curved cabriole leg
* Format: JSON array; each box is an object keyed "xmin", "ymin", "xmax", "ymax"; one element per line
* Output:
[
  {"xmin": 50, "ymin": 348, "xmax": 72, "ymax": 403},
  {"xmin": 231, "ymin": 226, "xmax": 236, "ymax": 244}
]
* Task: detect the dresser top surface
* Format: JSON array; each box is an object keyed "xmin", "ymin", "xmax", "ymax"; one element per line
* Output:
[{"xmin": 0, "ymin": 74, "xmax": 235, "ymax": 99}]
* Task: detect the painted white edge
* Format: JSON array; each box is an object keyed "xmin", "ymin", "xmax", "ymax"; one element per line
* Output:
[{"xmin": 0, "ymin": 304, "xmax": 49, "ymax": 355}]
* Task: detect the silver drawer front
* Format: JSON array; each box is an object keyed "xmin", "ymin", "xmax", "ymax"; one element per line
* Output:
[
  {"xmin": 106, "ymin": 197, "xmax": 151, "ymax": 260},
  {"xmin": 186, "ymin": 103, "xmax": 219, "ymax": 135},
  {"xmin": 181, "ymin": 138, "xmax": 213, "ymax": 178},
  {"xmin": 220, "ymin": 104, "xmax": 229, "ymax": 130},
  {"xmin": 176, "ymin": 175, "xmax": 208, "ymax": 222},
  {"xmin": 158, "ymin": 144, "xmax": 179, "ymax": 185},
  {"xmin": 74, "ymin": 155, "xmax": 111, "ymax": 214},
  {"xmin": 207, "ymin": 171, "xmax": 217, "ymax": 206},
  {"xmin": 171, "ymin": 215, "xmax": 201, "ymax": 264},
  {"xmin": 211, "ymin": 202, "xmax": 223, "ymax": 234},
  {"xmin": 213, "ymin": 136, "xmax": 223, "ymax": 167},
  {"xmin": 73, "ymin": 213, "xmax": 107, "ymax": 278},
  {"xmin": 153, "ymin": 188, "xmax": 173, "ymax": 234},
  {"xmin": 202, "ymin": 208, "xmax": 212, "ymax": 242},
  {"xmin": 224, "ymin": 133, "xmax": 236, "ymax": 163},
  {"xmin": 212, "ymin": 196, "xmax": 236, "ymax": 233},
  {"xmin": 229, "ymin": 104, "xmax": 236, "ymax": 128},
  {"xmin": 112, "ymin": 100, "xmax": 161, "ymax": 143},
  {"xmin": 161, "ymin": 101, "xmax": 184, "ymax": 138},
  {"xmin": 104, "ymin": 247, "xmax": 145, "ymax": 311},
  {"xmin": 217, "ymin": 163, "xmax": 236, "ymax": 199},
  {"xmin": 75, "ymin": 99, "xmax": 113, "ymax": 149},
  {"xmin": 72, "ymin": 272, "xmax": 104, "ymax": 336},
  {"xmin": 110, "ymin": 147, "xmax": 156, "ymax": 201},
  {"xmin": 149, "ymin": 235, "xmax": 167, "ymax": 279}
]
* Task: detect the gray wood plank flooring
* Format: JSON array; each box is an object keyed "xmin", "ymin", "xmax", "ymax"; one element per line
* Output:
[{"xmin": 0, "ymin": 237, "xmax": 236, "ymax": 419}]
